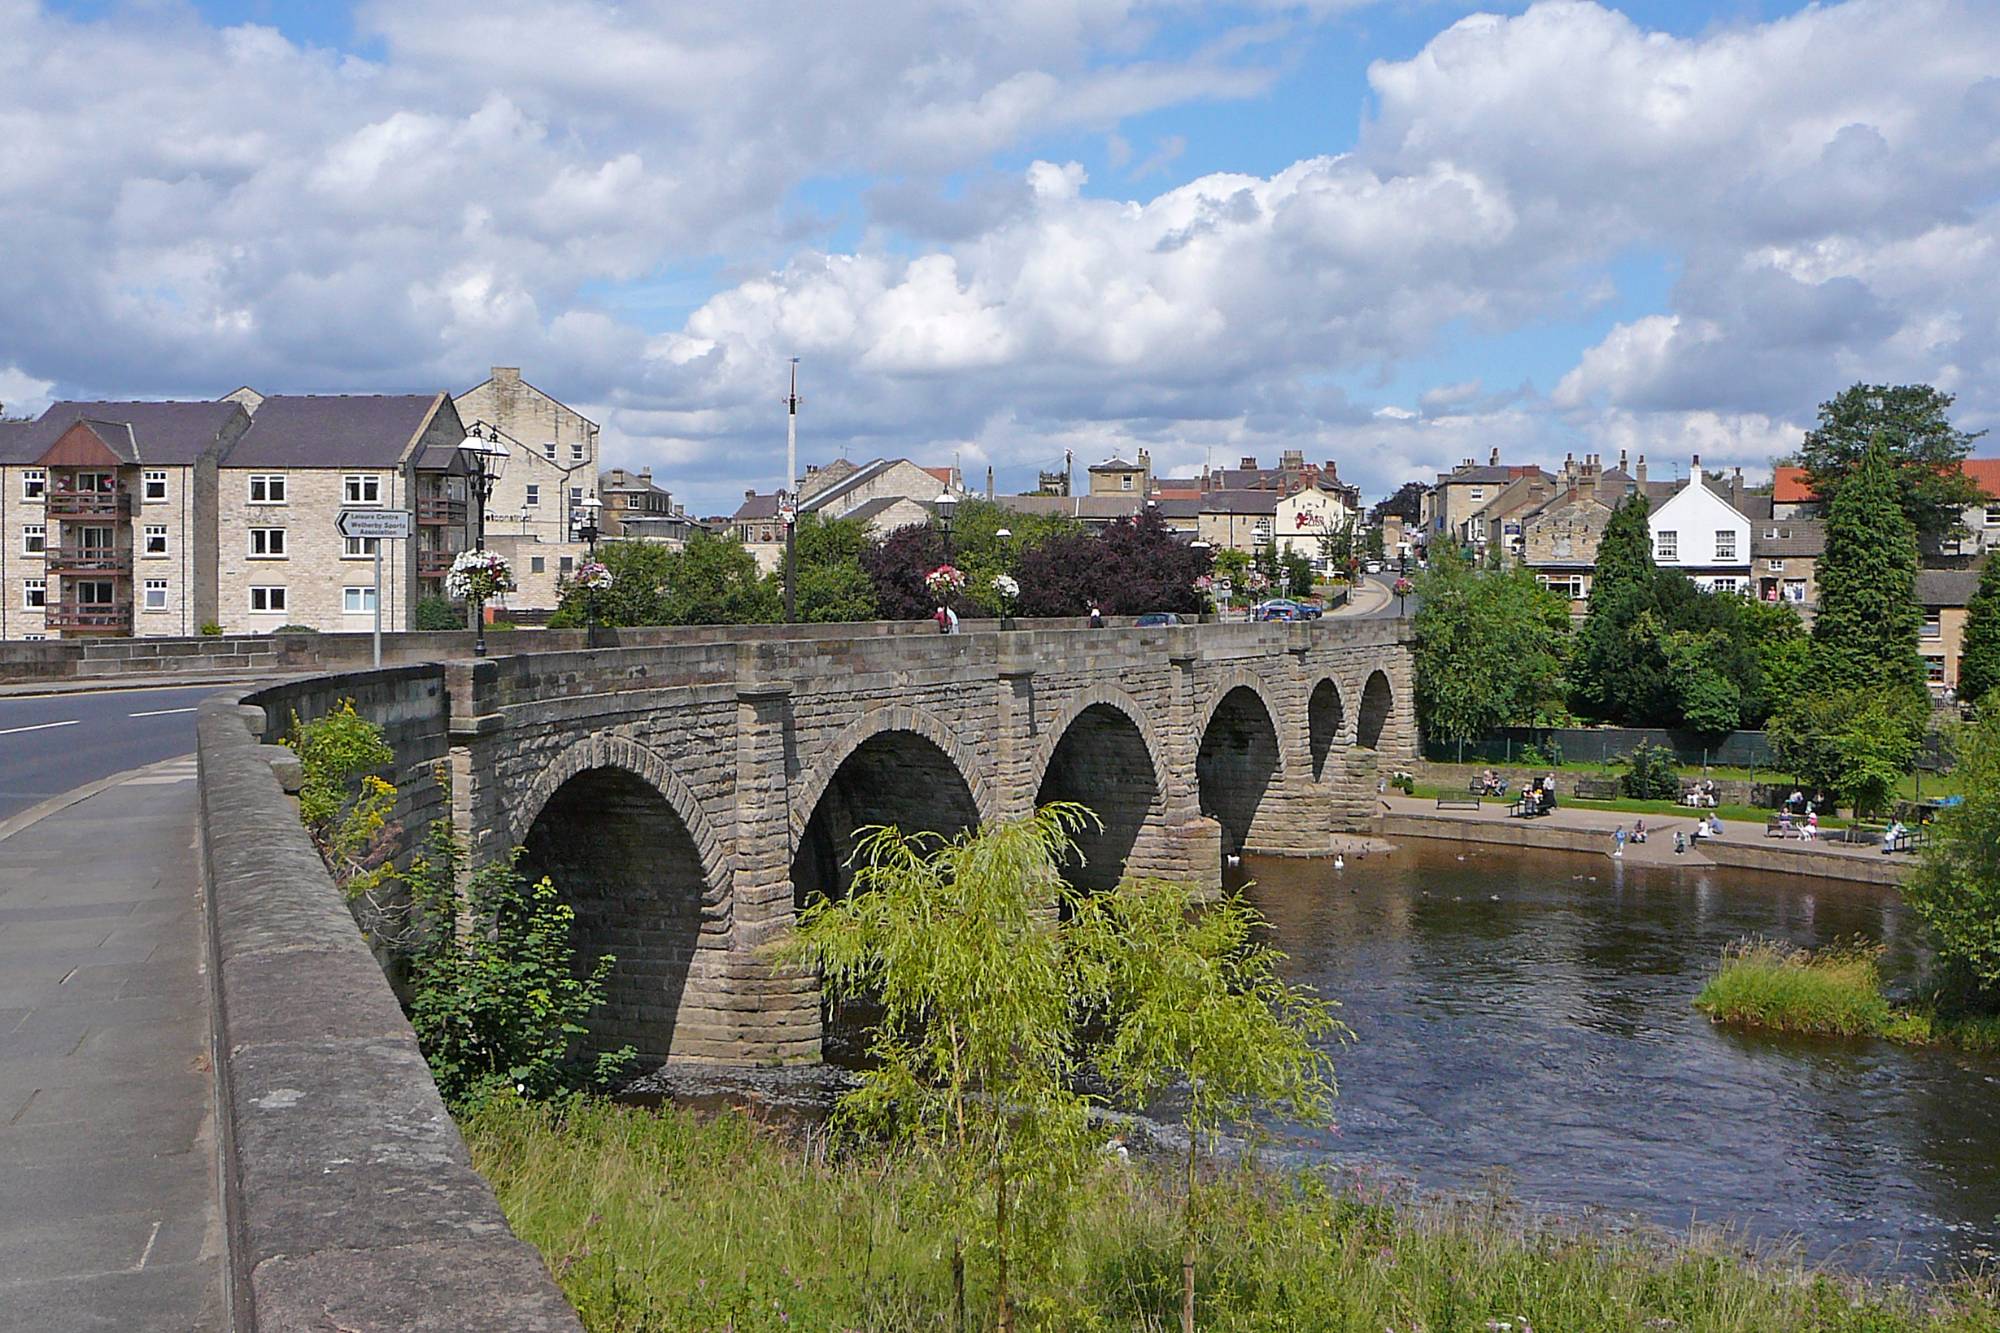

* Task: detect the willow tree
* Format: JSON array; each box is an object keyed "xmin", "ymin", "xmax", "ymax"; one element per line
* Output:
[
  {"xmin": 1069, "ymin": 880, "xmax": 1343, "ymax": 1333},
  {"xmin": 780, "ymin": 805, "xmax": 1103, "ymax": 1333}
]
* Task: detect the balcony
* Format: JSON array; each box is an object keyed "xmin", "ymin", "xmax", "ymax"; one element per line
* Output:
[
  {"xmin": 44, "ymin": 601, "xmax": 133, "ymax": 632},
  {"xmin": 417, "ymin": 495, "xmax": 467, "ymax": 525},
  {"xmin": 47, "ymin": 489, "xmax": 132, "ymax": 519},
  {"xmin": 46, "ymin": 545, "xmax": 132, "ymax": 576},
  {"xmin": 418, "ymin": 549, "xmax": 458, "ymax": 579}
]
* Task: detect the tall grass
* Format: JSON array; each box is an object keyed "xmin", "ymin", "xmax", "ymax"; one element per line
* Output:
[
  {"xmin": 1694, "ymin": 939, "xmax": 1893, "ymax": 1037},
  {"xmin": 463, "ymin": 1096, "xmax": 2000, "ymax": 1332}
]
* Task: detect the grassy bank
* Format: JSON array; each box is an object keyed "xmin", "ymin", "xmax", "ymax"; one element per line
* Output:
[
  {"xmin": 463, "ymin": 1096, "xmax": 2000, "ymax": 1332},
  {"xmin": 1406, "ymin": 783, "xmax": 1833, "ymax": 829},
  {"xmin": 1695, "ymin": 940, "xmax": 2000, "ymax": 1053}
]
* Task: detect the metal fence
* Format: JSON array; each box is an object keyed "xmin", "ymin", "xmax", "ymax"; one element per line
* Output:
[{"xmin": 1423, "ymin": 727, "xmax": 1774, "ymax": 769}]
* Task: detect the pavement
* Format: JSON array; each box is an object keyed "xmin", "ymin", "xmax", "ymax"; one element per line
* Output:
[{"xmin": 0, "ymin": 756, "xmax": 223, "ymax": 1331}]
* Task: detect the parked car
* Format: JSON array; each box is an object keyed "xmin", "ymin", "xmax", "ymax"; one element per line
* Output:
[
  {"xmin": 1295, "ymin": 600, "xmax": 1325, "ymax": 619},
  {"xmin": 1364, "ymin": 560, "xmax": 1383, "ymax": 574},
  {"xmin": 1134, "ymin": 611, "xmax": 1185, "ymax": 627},
  {"xmin": 1253, "ymin": 599, "xmax": 1303, "ymax": 622}
]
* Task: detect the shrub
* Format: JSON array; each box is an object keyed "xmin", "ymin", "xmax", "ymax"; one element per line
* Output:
[
  {"xmin": 1693, "ymin": 938, "xmax": 1892, "ymax": 1038},
  {"xmin": 286, "ymin": 702, "xmax": 399, "ymax": 905},
  {"xmin": 1620, "ymin": 740, "xmax": 1680, "ymax": 800},
  {"xmin": 199, "ymin": 620, "xmax": 223, "ymax": 636},
  {"xmin": 413, "ymin": 595, "xmax": 462, "ymax": 631},
  {"xmin": 1905, "ymin": 711, "xmax": 2000, "ymax": 1011},
  {"xmin": 271, "ymin": 623, "xmax": 317, "ymax": 634}
]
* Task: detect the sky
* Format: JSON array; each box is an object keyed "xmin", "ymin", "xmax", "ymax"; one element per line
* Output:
[{"xmin": 3, "ymin": 0, "xmax": 1998, "ymax": 514}]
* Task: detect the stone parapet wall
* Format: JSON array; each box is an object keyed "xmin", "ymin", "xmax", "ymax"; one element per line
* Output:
[{"xmin": 194, "ymin": 695, "xmax": 580, "ymax": 1330}]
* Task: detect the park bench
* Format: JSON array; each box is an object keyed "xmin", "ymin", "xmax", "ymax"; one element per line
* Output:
[
  {"xmin": 1573, "ymin": 778, "xmax": 1621, "ymax": 801},
  {"xmin": 1885, "ymin": 827, "xmax": 1929, "ymax": 854},
  {"xmin": 1435, "ymin": 796, "xmax": 1483, "ymax": 811},
  {"xmin": 1509, "ymin": 797, "xmax": 1552, "ymax": 818}
]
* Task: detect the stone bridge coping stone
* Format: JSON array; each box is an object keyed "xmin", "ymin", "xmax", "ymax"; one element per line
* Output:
[{"xmin": 195, "ymin": 694, "xmax": 582, "ymax": 1331}]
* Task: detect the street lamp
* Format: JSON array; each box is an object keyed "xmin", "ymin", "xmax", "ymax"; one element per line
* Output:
[
  {"xmin": 575, "ymin": 493, "xmax": 603, "ymax": 638},
  {"xmin": 459, "ymin": 426, "xmax": 510, "ymax": 657},
  {"xmin": 935, "ymin": 489, "xmax": 958, "ymax": 566}
]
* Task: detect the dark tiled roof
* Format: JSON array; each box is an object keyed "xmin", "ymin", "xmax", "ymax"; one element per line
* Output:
[
  {"xmin": 226, "ymin": 394, "xmax": 442, "ymax": 468},
  {"xmin": 1153, "ymin": 498, "xmax": 1201, "ymax": 518},
  {"xmin": 10, "ymin": 399, "xmax": 245, "ymax": 465},
  {"xmin": 733, "ymin": 492, "xmax": 782, "ymax": 521},
  {"xmin": 0, "ymin": 418, "xmax": 39, "ymax": 463},
  {"xmin": 993, "ymin": 494, "xmax": 1147, "ymax": 520},
  {"xmin": 75, "ymin": 419, "xmax": 140, "ymax": 464},
  {"xmin": 1751, "ymin": 520, "xmax": 1825, "ymax": 557},
  {"xmin": 1089, "ymin": 456, "xmax": 1140, "ymax": 471},
  {"xmin": 1917, "ymin": 569, "xmax": 1981, "ymax": 607},
  {"xmin": 1198, "ymin": 489, "xmax": 1279, "ymax": 515},
  {"xmin": 844, "ymin": 495, "xmax": 917, "ymax": 525}
]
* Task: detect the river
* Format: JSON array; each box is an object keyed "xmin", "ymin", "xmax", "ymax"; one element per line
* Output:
[{"xmin": 1238, "ymin": 840, "xmax": 2000, "ymax": 1278}]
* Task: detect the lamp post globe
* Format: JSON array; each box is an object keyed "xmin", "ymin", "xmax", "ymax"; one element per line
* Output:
[{"xmin": 458, "ymin": 427, "xmax": 512, "ymax": 657}]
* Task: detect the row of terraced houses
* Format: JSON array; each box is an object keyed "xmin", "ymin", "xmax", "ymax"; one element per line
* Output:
[
  {"xmin": 0, "ymin": 369, "xmax": 708, "ymax": 639},
  {"xmin": 1420, "ymin": 448, "xmax": 2000, "ymax": 695}
]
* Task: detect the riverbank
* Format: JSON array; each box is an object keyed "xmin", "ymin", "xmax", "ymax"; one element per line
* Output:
[
  {"xmin": 464, "ymin": 1096, "xmax": 2000, "ymax": 1332},
  {"xmin": 1377, "ymin": 794, "xmax": 1910, "ymax": 886}
]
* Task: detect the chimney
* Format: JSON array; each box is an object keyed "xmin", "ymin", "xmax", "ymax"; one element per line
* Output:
[
  {"xmin": 1240, "ymin": 456, "xmax": 1257, "ymax": 470},
  {"xmin": 1618, "ymin": 448, "xmax": 1628, "ymax": 473},
  {"xmin": 1489, "ymin": 446, "xmax": 1500, "ymax": 466},
  {"xmin": 1636, "ymin": 455, "xmax": 1647, "ymax": 484},
  {"xmin": 745, "ymin": 489, "xmax": 756, "ymax": 500},
  {"xmin": 492, "ymin": 366, "xmax": 520, "ymax": 385},
  {"xmin": 1730, "ymin": 466, "xmax": 1744, "ymax": 511},
  {"xmin": 985, "ymin": 464, "xmax": 994, "ymax": 500}
]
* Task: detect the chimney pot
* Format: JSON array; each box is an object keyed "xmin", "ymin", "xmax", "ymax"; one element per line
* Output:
[{"xmin": 1489, "ymin": 447, "xmax": 1500, "ymax": 466}]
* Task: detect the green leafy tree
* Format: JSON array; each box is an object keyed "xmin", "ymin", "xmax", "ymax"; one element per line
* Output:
[
  {"xmin": 1740, "ymin": 596, "xmax": 1812, "ymax": 714},
  {"xmin": 787, "ymin": 514, "xmax": 878, "ymax": 622},
  {"xmin": 1316, "ymin": 516, "xmax": 1357, "ymax": 575},
  {"xmin": 1068, "ymin": 880, "xmax": 1342, "ymax": 1333},
  {"xmin": 1571, "ymin": 493, "xmax": 1673, "ymax": 723},
  {"xmin": 1905, "ymin": 711, "xmax": 2000, "ymax": 1009},
  {"xmin": 1768, "ymin": 687, "xmax": 1926, "ymax": 816},
  {"xmin": 1412, "ymin": 545, "xmax": 1572, "ymax": 743},
  {"xmin": 1211, "ymin": 548, "xmax": 1251, "ymax": 606},
  {"xmin": 1793, "ymin": 383, "xmax": 1986, "ymax": 547},
  {"xmin": 663, "ymin": 529, "xmax": 780, "ymax": 625},
  {"xmin": 413, "ymin": 595, "xmax": 461, "ymax": 631},
  {"xmin": 1958, "ymin": 558, "xmax": 2000, "ymax": 706},
  {"xmin": 779, "ymin": 807, "xmax": 1104, "ymax": 1333},
  {"xmin": 549, "ymin": 539, "xmax": 674, "ymax": 627},
  {"xmin": 1282, "ymin": 549, "xmax": 1316, "ymax": 599},
  {"xmin": 1812, "ymin": 439, "xmax": 1926, "ymax": 701}
]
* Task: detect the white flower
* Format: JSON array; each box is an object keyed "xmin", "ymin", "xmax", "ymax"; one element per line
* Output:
[
  {"xmin": 991, "ymin": 573, "xmax": 1020, "ymax": 600},
  {"xmin": 444, "ymin": 548, "xmax": 516, "ymax": 600}
]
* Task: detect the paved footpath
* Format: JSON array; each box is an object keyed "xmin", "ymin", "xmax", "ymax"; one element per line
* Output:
[{"xmin": 0, "ymin": 759, "xmax": 225, "ymax": 1330}]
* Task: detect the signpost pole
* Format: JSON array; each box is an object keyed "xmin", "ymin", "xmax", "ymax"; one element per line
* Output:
[
  {"xmin": 372, "ymin": 537, "xmax": 383, "ymax": 668},
  {"xmin": 338, "ymin": 507, "xmax": 411, "ymax": 669}
]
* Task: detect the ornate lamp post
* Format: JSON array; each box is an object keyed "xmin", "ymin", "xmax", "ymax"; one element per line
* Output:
[
  {"xmin": 458, "ymin": 426, "xmax": 511, "ymax": 657},
  {"xmin": 935, "ymin": 489, "xmax": 958, "ymax": 566},
  {"xmin": 575, "ymin": 493, "xmax": 603, "ymax": 638}
]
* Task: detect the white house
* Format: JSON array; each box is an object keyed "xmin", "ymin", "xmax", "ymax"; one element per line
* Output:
[
  {"xmin": 1647, "ymin": 457, "xmax": 1753, "ymax": 594},
  {"xmin": 1274, "ymin": 479, "xmax": 1358, "ymax": 569}
]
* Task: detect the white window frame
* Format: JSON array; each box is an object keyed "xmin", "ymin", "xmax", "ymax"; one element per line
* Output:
[
  {"xmin": 342, "ymin": 535, "xmax": 379, "ymax": 559},
  {"xmin": 22, "ymin": 469, "xmax": 45, "ymax": 500},
  {"xmin": 1986, "ymin": 505, "xmax": 2000, "ymax": 528},
  {"xmin": 247, "ymin": 474, "xmax": 287, "ymax": 504},
  {"xmin": 142, "ymin": 470, "xmax": 167, "ymax": 502},
  {"xmin": 1925, "ymin": 656, "xmax": 1947, "ymax": 684},
  {"xmin": 1922, "ymin": 616, "xmax": 1943, "ymax": 639},
  {"xmin": 23, "ymin": 578, "xmax": 45, "ymax": 610},
  {"xmin": 530, "ymin": 555, "xmax": 546, "ymax": 574},
  {"xmin": 542, "ymin": 441, "xmax": 556, "ymax": 460},
  {"xmin": 248, "ymin": 527, "xmax": 288, "ymax": 559},
  {"xmin": 570, "ymin": 442, "xmax": 585, "ymax": 462},
  {"xmin": 143, "ymin": 524, "xmax": 169, "ymax": 557},
  {"xmin": 248, "ymin": 585, "xmax": 287, "ymax": 613},
  {"xmin": 1121, "ymin": 474, "xmax": 1133, "ymax": 491},
  {"xmin": 1766, "ymin": 558, "xmax": 1785, "ymax": 572},
  {"xmin": 1709, "ymin": 576, "xmax": 1739, "ymax": 595},
  {"xmin": 22, "ymin": 524, "xmax": 45, "ymax": 555},
  {"xmin": 343, "ymin": 586, "xmax": 378, "ymax": 614},
  {"xmin": 1714, "ymin": 529, "xmax": 1737, "ymax": 562},
  {"xmin": 569, "ymin": 486, "xmax": 583, "ymax": 507},
  {"xmin": 343, "ymin": 474, "xmax": 382, "ymax": 505},
  {"xmin": 142, "ymin": 578, "xmax": 168, "ymax": 611},
  {"xmin": 524, "ymin": 483, "xmax": 540, "ymax": 507},
  {"xmin": 1656, "ymin": 530, "xmax": 1678, "ymax": 561}
]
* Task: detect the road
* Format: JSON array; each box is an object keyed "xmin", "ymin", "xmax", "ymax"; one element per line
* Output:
[{"xmin": 0, "ymin": 683, "xmax": 236, "ymax": 823}]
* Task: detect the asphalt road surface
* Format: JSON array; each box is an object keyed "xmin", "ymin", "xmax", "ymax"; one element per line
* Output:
[{"xmin": 0, "ymin": 682, "xmax": 235, "ymax": 822}]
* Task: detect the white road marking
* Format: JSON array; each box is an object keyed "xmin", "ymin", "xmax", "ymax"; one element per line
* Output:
[
  {"xmin": 0, "ymin": 719, "xmax": 79, "ymax": 736},
  {"xmin": 128, "ymin": 707, "xmax": 198, "ymax": 718}
]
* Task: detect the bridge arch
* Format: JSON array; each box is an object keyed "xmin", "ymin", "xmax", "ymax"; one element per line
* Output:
[
  {"xmin": 512, "ymin": 733, "xmax": 728, "ymax": 1067},
  {"xmin": 1033, "ymin": 687, "xmax": 1169, "ymax": 893},
  {"xmin": 1308, "ymin": 677, "xmax": 1345, "ymax": 781},
  {"xmin": 1356, "ymin": 669, "xmax": 1394, "ymax": 750},
  {"xmin": 788, "ymin": 704, "xmax": 993, "ymax": 910},
  {"xmin": 1196, "ymin": 678, "xmax": 1285, "ymax": 860}
]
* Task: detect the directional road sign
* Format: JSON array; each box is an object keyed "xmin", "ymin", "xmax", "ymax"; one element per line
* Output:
[{"xmin": 336, "ymin": 508, "xmax": 413, "ymax": 540}]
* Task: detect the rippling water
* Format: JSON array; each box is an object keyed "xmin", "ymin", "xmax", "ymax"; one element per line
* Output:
[{"xmin": 1237, "ymin": 841, "xmax": 2000, "ymax": 1277}]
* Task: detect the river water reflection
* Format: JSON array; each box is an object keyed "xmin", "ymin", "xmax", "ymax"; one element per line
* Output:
[{"xmin": 1238, "ymin": 841, "xmax": 2000, "ymax": 1277}]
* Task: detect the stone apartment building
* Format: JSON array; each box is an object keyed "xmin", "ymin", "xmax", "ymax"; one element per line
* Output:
[
  {"xmin": 1919, "ymin": 568, "xmax": 1982, "ymax": 692},
  {"xmin": 735, "ymin": 458, "xmax": 962, "ymax": 574},
  {"xmin": 453, "ymin": 368, "xmax": 599, "ymax": 610},
  {"xmin": 0, "ymin": 400, "xmax": 249, "ymax": 639},
  {"xmin": 215, "ymin": 394, "xmax": 473, "ymax": 634},
  {"xmin": 1420, "ymin": 448, "xmax": 1549, "ymax": 552},
  {"xmin": 1088, "ymin": 451, "xmax": 1151, "ymax": 496},
  {"xmin": 599, "ymin": 467, "xmax": 698, "ymax": 546}
]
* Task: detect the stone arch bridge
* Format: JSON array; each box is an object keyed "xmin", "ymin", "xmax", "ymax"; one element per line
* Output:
[{"xmin": 251, "ymin": 618, "xmax": 1414, "ymax": 1066}]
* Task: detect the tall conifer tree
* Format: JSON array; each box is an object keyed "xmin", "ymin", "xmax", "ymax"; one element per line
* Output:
[
  {"xmin": 1571, "ymin": 492, "xmax": 1669, "ymax": 722},
  {"xmin": 1812, "ymin": 439, "xmax": 1925, "ymax": 698}
]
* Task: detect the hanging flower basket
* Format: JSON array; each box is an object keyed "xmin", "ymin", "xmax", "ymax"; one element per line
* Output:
[
  {"xmin": 445, "ymin": 549, "xmax": 516, "ymax": 603},
  {"xmin": 574, "ymin": 559, "xmax": 615, "ymax": 592},
  {"xmin": 1392, "ymin": 576, "xmax": 1414, "ymax": 597},
  {"xmin": 925, "ymin": 564, "xmax": 967, "ymax": 599}
]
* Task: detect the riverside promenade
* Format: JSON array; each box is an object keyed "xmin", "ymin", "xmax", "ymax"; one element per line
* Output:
[{"xmin": 1377, "ymin": 792, "xmax": 1908, "ymax": 884}]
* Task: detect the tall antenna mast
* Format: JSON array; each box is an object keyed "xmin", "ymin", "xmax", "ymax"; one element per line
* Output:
[{"xmin": 783, "ymin": 358, "xmax": 801, "ymax": 623}]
